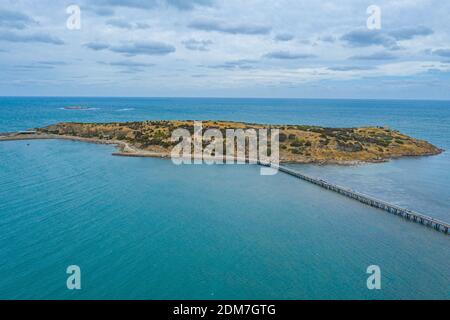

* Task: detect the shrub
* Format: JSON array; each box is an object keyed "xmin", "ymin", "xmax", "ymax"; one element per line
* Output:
[{"xmin": 337, "ymin": 141, "xmax": 363, "ymax": 152}]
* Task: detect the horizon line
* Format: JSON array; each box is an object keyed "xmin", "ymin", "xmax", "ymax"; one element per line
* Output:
[{"xmin": 1, "ymin": 95, "xmax": 450, "ymax": 102}]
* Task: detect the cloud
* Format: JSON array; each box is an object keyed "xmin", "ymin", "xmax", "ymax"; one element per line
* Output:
[
  {"xmin": 109, "ymin": 41, "xmax": 176, "ymax": 56},
  {"xmin": 374, "ymin": 61, "xmax": 450, "ymax": 77},
  {"xmin": 226, "ymin": 61, "xmax": 450, "ymax": 85},
  {"xmin": 98, "ymin": 60, "xmax": 155, "ymax": 73},
  {"xmin": 318, "ymin": 35, "xmax": 335, "ymax": 43},
  {"xmin": 0, "ymin": 31, "xmax": 64, "ymax": 45},
  {"xmin": 89, "ymin": 0, "xmax": 157, "ymax": 9},
  {"xmin": 85, "ymin": 6, "xmax": 115, "ymax": 16},
  {"xmin": 2, "ymin": 1, "xmax": 449, "ymax": 99},
  {"xmin": 106, "ymin": 19, "xmax": 151, "ymax": 29},
  {"xmin": 340, "ymin": 30, "xmax": 398, "ymax": 49},
  {"xmin": 264, "ymin": 51, "xmax": 316, "ymax": 60},
  {"xmin": 14, "ymin": 64, "xmax": 54, "ymax": 70},
  {"xmin": 182, "ymin": 39, "xmax": 212, "ymax": 51},
  {"xmin": 90, "ymin": 0, "xmax": 214, "ymax": 10},
  {"xmin": 106, "ymin": 60, "xmax": 155, "ymax": 67},
  {"xmin": 206, "ymin": 59, "xmax": 256, "ymax": 70},
  {"xmin": 135, "ymin": 22, "xmax": 151, "ymax": 29},
  {"xmin": 328, "ymin": 66, "xmax": 375, "ymax": 71},
  {"xmin": 12, "ymin": 61, "xmax": 67, "ymax": 71},
  {"xmin": 165, "ymin": 0, "xmax": 214, "ymax": 10},
  {"xmin": 106, "ymin": 19, "xmax": 134, "ymax": 29},
  {"xmin": 389, "ymin": 26, "xmax": 433, "ymax": 40},
  {"xmin": 36, "ymin": 61, "xmax": 68, "ymax": 66},
  {"xmin": 0, "ymin": 9, "xmax": 36, "ymax": 29},
  {"xmin": 341, "ymin": 26, "xmax": 433, "ymax": 49},
  {"xmin": 85, "ymin": 41, "xmax": 175, "ymax": 56},
  {"xmin": 432, "ymin": 49, "xmax": 450, "ymax": 58},
  {"xmin": 189, "ymin": 19, "xmax": 271, "ymax": 35},
  {"xmin": 350, "ymin": 52, "xmax": 398, "ymax": 60},
  {"xmin": 274, "ymin": 33, "xmax": 294, "ymax": 42},
  {"xmin": 85, "ymin": 42, "xmax": 110, "ymax": 50}
]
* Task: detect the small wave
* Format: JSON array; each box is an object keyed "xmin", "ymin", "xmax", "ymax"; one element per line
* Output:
[
  {"xmin": 59, "ymin": 107, "xmax": 100, "ymax": 111},
  {"xmin": 117, "ymin": 108, "xmax": 135, "ymax": 112}
]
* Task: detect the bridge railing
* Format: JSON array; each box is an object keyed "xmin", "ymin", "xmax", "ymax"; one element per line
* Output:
[{"xmin": 260, "ymin": 162, "xmax": 449, "ymax": 234}]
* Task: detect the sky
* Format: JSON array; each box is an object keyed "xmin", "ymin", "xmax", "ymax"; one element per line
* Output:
[{"xmin": 0, "ymin": 0, "xmax": 450, "ymax": 99}]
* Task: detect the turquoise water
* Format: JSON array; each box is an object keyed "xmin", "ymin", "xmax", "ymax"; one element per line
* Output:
[{"xmin": 0, "ymin": 97, "xmax": 449, "ymax": 299}]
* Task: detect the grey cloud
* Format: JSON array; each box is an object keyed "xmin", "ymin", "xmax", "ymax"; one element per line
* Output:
[
  {"xmin": 341, "ymin": 30, "xmax": 398, "ymax": 49},
  {"xmin": 106, "ymin": 60, "xmax": 155, "ymax": 67},
  {"xmin": 183, "ymin": 39, "xmax": 212, "ymax": 51},
  {"xmin": 165, "ymin": 0, "xmax": 214, "ymax": 10},
  {"xmin": 0, "ymin": 31, "xmax": 64, "ymax": 45},
  {"xmin": 274, "ymin": 33, "xmax": 294, "ymax": 42},
  {"xmin": 109, "ymin": 41, "xmax": 176, "ymax": 56},
  {"xmin": 85, "ymin": 6, "xmax": 115, "ymax": 16},
  {"xmin": 389, "ymin": 26, "xmax": 433, "ymax": 40},
  {"xmin": 432, "ymin": 49, "xmax": 450, "ymax": 57},
  {"xmin": 350, "ymin": 52, "xmax": 398, "ymax": 60},
  {"xmin": 90, "ymin": 0, "xmax": 157, "ymax": 9},
  {"xmin": 14, "ymin": 64, "xmax": 54, "ymax": 70},
  {"xmin": 319, "ymin": 35, "xmax": 335, "ymax": 43},
  {"xmin": 85, "ymin": 42, "xmax": 110, "ymax": 50},
  {"xmin": 189, "ymin": 19, "xmax": 271, "ymax": 35},
  {"xmin": 0, "ymin": 9, "xmax": 36, "ymax": 29},
  {"xmin": 85, "ymin": 41, "xmax": 174, "ymax": 56},
  {"xmin": 299, "ymin": 39, "xmax": 312, "ymax": 45},
  {"xmin": 426, "ymin": 68, "xmax": 450, "ymax": 74},
  {"xmin": 206, "ymin": 59, "xmax": 256, "ymax": 70},
  {"xmin": 95, "ymin": 8, "xmax": 115, "ymax": 16},
  {"xmin": 136, "ymin": 22, "xmax": 151, "ymax": 29},
  {"xmin": 90, "ymin": 0, "xmax": 213, "ymax": 10},
  {"xmin": 12, "ymin": 61, "xmax": 68, "ymax": 72},
  {"xmin": 36, "ymin": 61, "xmax": 68, "ymax": 66},
  {"xmin": 328, "ymin": 66, "xmax": 375, "ymax": 71},
  {"xmin": 99, "ymin": 60, "xmax": 155, "ymax": 73},
  {"xmin": 341, "ymin": 26, "xmax": 433, "ymax": 49},
  {"xmin": 116, "ymin": 69, "xmax": 145, "ymax": 74},
  {"xmin": 106, "ymin": 19, "xmax": 134, "ymax": 29},
  {"xmin": 106, "ymin": 19, "xmax": 150, "ymax": 29},
  {"xmin": 264, "ymin": 51, "xmax": 316, "ymax": 60}
]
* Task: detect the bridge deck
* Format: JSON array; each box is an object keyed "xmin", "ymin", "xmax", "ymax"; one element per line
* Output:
[{"xmin": 261, "ymin": 163, "xmax": 449, "ymax": 235}]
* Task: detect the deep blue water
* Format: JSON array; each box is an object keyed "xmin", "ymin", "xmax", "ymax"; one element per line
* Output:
[{"xmin": 0, "ymin": 97, "xmax": 449, "ymax": 299}]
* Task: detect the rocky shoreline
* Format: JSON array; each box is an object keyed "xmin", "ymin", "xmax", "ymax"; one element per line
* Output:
[{"xmin": 0, "ymin": 125, "xmax": 443, "ymax": 165}]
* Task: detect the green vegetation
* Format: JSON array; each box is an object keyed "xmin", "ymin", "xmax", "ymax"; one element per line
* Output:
[{"xmin": 37, "ymin": 120, "xmax": 442, "ymax": 164}]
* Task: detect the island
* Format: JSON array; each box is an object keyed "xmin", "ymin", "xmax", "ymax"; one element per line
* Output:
[{"xmin": 0, "ymin": 120, "xmax": 442, "ymax": 164}]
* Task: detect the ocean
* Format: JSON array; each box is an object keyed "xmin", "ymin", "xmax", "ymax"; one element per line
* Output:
[{"xmin": 0, "ymin": 97, "xmax": 448, "ymax": 299}]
